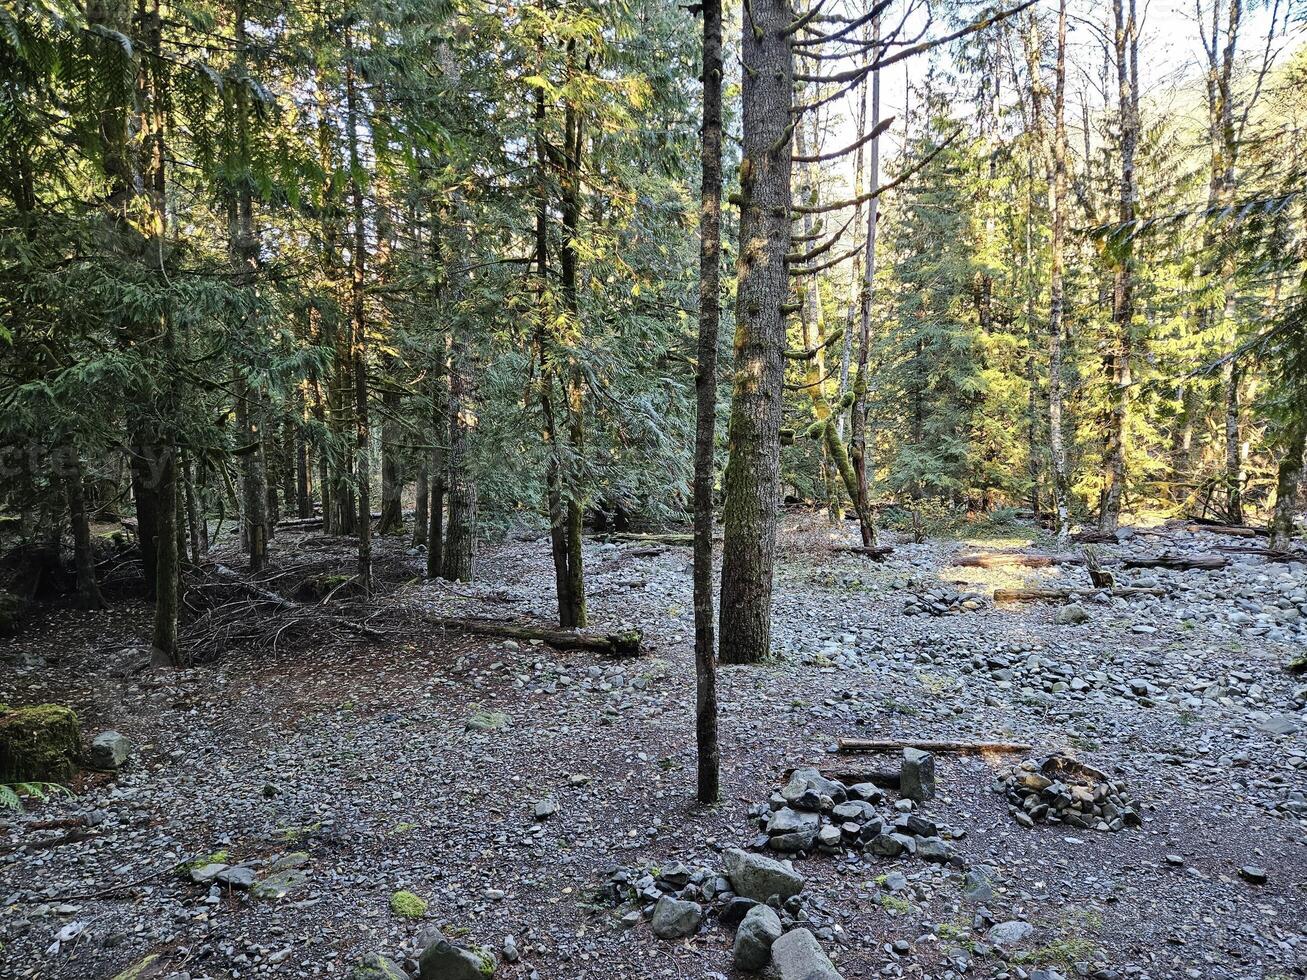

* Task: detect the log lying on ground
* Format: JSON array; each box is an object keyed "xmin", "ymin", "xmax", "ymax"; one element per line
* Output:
[
  {"xmin": 1120, "ymin": 553, "xmax": 1228, "ymax": 571},
  {"xmin": 952, "ymin": 553, "xmax": 1080, "ymax": 568},
  {"xmin": 837, "ymin": 737, "xmax": 1032, "ymax": 755},
  {"xmin": 831, "ymin": 546, "xmax": 894, "ymax": 560},
  {"xmin": 421, "ymin": 616, "xmax": 642, "ymax": 657},
  {"xmin": 1072, "ymin": 530, "xmax": 1118, "ymax": 544},
  {"xmin": 1185, "ymin": 522, "xmax": 1265, "ymax": 538},
  {"xmin": 993, "ymin": 586, "xmax": 1166, "ymax": 603},
  {"xmin": 593, "ymin": 532, "xmax": 695, "ymax": 546},
  {"xmin": 1214, "ymin": 545, "xmax": 1303, "ymax": 562}
]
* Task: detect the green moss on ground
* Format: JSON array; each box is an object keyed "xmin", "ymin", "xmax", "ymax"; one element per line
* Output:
[
  {"xmin": 0, "ymin": 704, "xmax": 82, "ymax": 783},
  {"xmin": 389, "ymin": 890, "xmax": 428, "ymax": 918}
]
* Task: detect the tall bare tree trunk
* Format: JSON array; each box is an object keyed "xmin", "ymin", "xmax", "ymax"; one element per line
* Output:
[
  {"xmin": 68, "ymin": 456, "xmax": 105, "ymax": 610},
  {"xmin": 1099, "ymin": 0, "xmax": 1138, "ymax": 532},
  {"xmin": 413, "ymin": 460, "xmax": 429, "ymax": 547},
  {"xmin": 1270, "ymin": 417, "xmax": 1305, "ymax": 550},
  {"xmin": 693, "ymin": 0, "xmax": 723, "ymax": 804},
  {"xmin": 718, "ymin": 0, "xmax": 794, "ymax": 665},
  {"xmin": 1048, "ymin": 0, "xmax": 1072, "ymax": 544},
  {"xmin": 345, "ymin": 26, "xmax": 372, "ymax": 593},
  {"xmin": 849, "ymin": 14, "xmax": 881, "ymax": 548},
  {"xmin": 442, "ymin": 213, "xmax": 477, "ymax": 582},
  {"xmin": 231, "ymin": 0, "xmax": 268, "ymax": 571}
]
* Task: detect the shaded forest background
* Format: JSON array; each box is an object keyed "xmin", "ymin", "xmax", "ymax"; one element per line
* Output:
[{"xmin": 1, "ymin": 0, "xmax": 1304, "ymax": 664}]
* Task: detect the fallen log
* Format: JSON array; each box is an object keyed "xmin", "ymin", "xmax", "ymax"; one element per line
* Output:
[
  {"xmin": 422, "ymin": 616, "xmax": 642, "ymax": 657},
  {"xmin": 1072, "ymin": 530, "xmax": 1117, "ymax": 544},
  {"xmin": 1120, "ymin": 553, "xmax": 1228, "ymax": 571},
  {"xmin": 993, "ymin": 585, "xmax": 1166, "ymax": 603},
  {"xmin": 594, "ymin": 532, "xmax": 694, "ymax": 546},
  {"xmin": 831, "ymin": 546, "xmax": 894, "ymax": 560},
  {"xmin": 1213, "ymin": 545, "xmax": 1302, "ymax": 562},
  {"xmin": 275, "ymin": 516, "xmax": 323, "ymax": 528},
  {"xmin": 1186, "ymin": 522, "xmax": 1264, "ymax": 538},
  {"xmin": 952, "ymin": 553, "xmax": 1080, "ymax": 568},
  {"xmin": 837, "ymin": 737, "xmax": 1032, "ymax": 756}
]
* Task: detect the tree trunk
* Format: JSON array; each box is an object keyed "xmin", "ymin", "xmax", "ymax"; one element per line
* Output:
[
  {"xmin": 1099, "ymin": 0, "xmax": 1138, "ymax": 533},
  {"xmin": 295, "ymin": 410, "xmax": 312, "ymax": 518},
  {"xmin": 442, "ymin": 308, "xmax": 477, "ymax": 582},
  {"xmin": 378, "ymin": 385, "xmax": 404, "ymax": 534},
  {"xmin": 345, "ymin": 25, "xmax": 372, "ymax": 594},
  {"xmin": 560, "ymin": 54, "xmax": 587, "ymax": 626},
  {"xmin": 182, "ymin": 451, "xmax": 202, "ymax": 564},
  {"xmin": 68, "ymin": 457, "xmax": 105, "ymax": 610},
  {"xmin": 718, "ymin": 0, "xmax": 793, "ymax": 664},
  {"xmin": 849, "ymin": 14, "xmax": 882, "ymax": 548},
  {"xmin": 230, "ymin": 0, "xmax": 268, "ymax": 571},
  {"xmin": 693, "ymin": 0, "xmax": 723, "ymax": 805},
  {"xmin": 1048, "ymin": 0, "xmax": 1072, "ymax": 543},
  {"xmin": 1270, "ymin": 415, "xmax": 1305, "ymax": 551},
  {"xmin": 413, "ymin": 459, "xmax": 429, "ymax": 547},
  {"xmin": 427, "ymin": 348, "xmax": 448, "ymax": 578}
]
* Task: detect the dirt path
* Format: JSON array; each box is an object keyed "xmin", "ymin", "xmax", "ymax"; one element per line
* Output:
[{"xmin": 1, "ymin": 516, "xmax": 1304, "ymax": 979}]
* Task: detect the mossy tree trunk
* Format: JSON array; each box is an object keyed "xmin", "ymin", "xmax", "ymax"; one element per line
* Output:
[{"xmin": 718, "ymin": 0, "xmax": 793, "ymax": 664}]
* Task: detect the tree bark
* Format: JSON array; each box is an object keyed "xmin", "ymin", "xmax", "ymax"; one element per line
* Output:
[
  {"xmin": 442, "ymin": 295, "xmax": 477, "ymax": 582},
  {"xmin": 693, "ymin": 0, "xmax": 723, "ymax": 804},
  {"xmin": 68, "ymin": 456, "xmax": 105, "ymax": 610},
  {"xmin": 719, "ymin": 0, "xmax": 794, "ymax": 664},
  {"xmin": 377, "ymin": 383, "xmax": 404, "ymax": 534},
  {"xmin": 344, "ymin": 25, "xmax": 372, "ymax": 594},
  {"xmin": 849, "ymin": 14, "xmax": 882, "ymax": 548},
  {"xmin": 1048, "ymin": 0, "xmax": 1072, "ymax": 542},
  {"xmin": 1270, "ymin": 416, "xmax": 1305, "ymax": 551},
  {"xmin": 1099, "ymin": 0, "xmax": 1138, "ymax": 533},
  {"xmin": 231, "ymin": 0, "xmax": 268, "ymax": 572},
  {"xmin": 413, "ymin": 459, "xmax": 429, "ymax": 547}
]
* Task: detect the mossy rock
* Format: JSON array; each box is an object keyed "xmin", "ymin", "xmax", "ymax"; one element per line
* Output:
[
  {"xmin": 0, "ymin": 704, "xmax": 82, "ymax": 783},
  {"xmin": 0, "ymin": 592, "xmax": 25, "ymax": 637},
  {"xmin": 389, "ymin": 889, "xmax": 428, "ymax": 918},
  {"xmin": 348, "ymin": 954, "xmax": 409, "ymax": 980}
]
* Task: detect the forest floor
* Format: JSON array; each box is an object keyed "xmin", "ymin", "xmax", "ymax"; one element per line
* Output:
[{"xmin": 2, "ymin": 513, "xmax": 1305, "ymax": 980}]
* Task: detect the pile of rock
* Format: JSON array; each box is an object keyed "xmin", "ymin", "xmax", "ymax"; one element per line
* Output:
[
  {"xmin": 748, "ymin": 767, "xmax": 961, "ymax": 866},
  {"xmin": 606, "ymin": 849, "xmax": 846, "ymax": 976},
  {"xmin": 995, "ymin": 755, "xmax": 1142, "ymax": 831},
  {"xmin": 347, "ymin": 934, "xmax": 497, "ymax": 980},
  {"xmin": 903, "ymin": 586, "xmax": 986, "ymax": 616}
]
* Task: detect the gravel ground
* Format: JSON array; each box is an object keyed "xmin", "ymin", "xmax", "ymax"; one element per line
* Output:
[{"xmin": 1, "ymin": 515, "xmax": 1305, "ymax": 980}]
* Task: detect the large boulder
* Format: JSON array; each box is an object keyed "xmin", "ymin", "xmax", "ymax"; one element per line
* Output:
[
  {"xmin": 733, "ymin": 904, "xmax": 782, "ymax": 971},
  {"xmin": 0, "ymin": 704, "xmax": 82, "ymax": 783},
  {"xmin": 724, "ymin": 847, "xmax": 804, "ymax": 903},
  {"xmin": 418, "ymin": 938, "xmax": 495, "ymax": 979},
  {"xmin": 900, "ymin": 748, "xmax": 936, "ymax": 802},
  {"xmin": 650, "ymin": 894, "xmax": 703, "ymax": 939},
  {"xmin": 89, "ymin": 731, "xmax": 131, "ymax": 770},
  {"xmin": 770, "ymin": 927, "xmax": 843, "ymax": 979}
]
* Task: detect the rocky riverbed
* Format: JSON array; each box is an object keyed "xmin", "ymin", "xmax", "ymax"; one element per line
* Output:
[{"xmin": 1, "ymin": 515, "xmax": 1304, "ymax": 979}]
